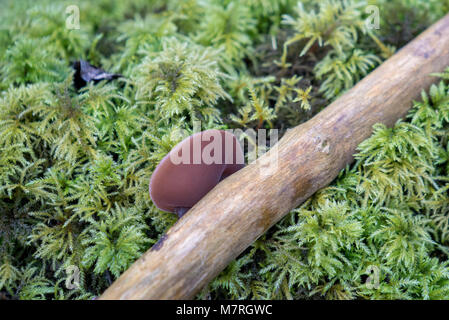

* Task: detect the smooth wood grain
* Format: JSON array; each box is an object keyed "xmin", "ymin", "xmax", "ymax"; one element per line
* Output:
[{"xmin": 100, "ymin": 13, "xmax": 449, "ymax": 300}]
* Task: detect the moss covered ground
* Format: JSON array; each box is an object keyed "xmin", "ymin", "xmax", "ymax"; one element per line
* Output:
[{"xmin": 1, "ymin": 0, "xmax": 449, "ymax": 299}]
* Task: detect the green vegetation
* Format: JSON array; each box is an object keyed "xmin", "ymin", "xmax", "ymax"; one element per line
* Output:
[{"xmin": 1, "ymin": 0, "xmax": 449, "ymax": 299}]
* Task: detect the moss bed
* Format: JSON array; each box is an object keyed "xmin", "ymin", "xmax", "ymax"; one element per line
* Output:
[{"xmin": 1, "ymin": 0, "xmax": 449, "ymax": 300}]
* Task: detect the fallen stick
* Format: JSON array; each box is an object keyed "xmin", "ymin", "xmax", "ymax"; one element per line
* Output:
[{"xmin": 100, "ymin": 13, "xmax": 449, "ymax": 300}]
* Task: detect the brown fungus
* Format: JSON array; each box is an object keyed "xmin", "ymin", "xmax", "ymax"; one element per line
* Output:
[{"xmin": 149, "ymin": 130, "xmax": 245, "ymax": 218}]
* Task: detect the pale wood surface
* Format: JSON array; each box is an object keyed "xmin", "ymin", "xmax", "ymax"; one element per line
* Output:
[{"xmin": 100, "ymin": 13, "xmax": 449, "ymax": 300}]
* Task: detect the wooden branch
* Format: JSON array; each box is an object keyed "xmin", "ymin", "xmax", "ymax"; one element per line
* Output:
[{"xmin": 100, "ymin": 13, "xmax": 449, "ymax": 300}]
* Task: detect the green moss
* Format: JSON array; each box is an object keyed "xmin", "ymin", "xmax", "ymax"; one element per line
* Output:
[{"xmin": 1, "ymin": 0, "xmax": 448, "ymax": 300}]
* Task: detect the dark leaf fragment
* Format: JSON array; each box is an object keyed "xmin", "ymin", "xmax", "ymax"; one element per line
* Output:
[{"xmin": 72, "ymin": 59, "xmax": 122, "ymax": 89}]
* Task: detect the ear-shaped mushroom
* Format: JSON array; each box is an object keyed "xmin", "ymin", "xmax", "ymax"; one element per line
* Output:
[{"xmin": 149, "ymin": 130, "xmax": 245, "ymax": 218}]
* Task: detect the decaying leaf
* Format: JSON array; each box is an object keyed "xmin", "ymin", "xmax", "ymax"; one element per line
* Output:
[{"xmin": 72, "ymin": 59, "xmax": 122, "ymax": 89}]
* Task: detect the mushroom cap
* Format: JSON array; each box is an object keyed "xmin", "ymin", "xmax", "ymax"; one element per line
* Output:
[{"xmin": 149, "ymin": 129, "xmax": 244, "ymax": 214}]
